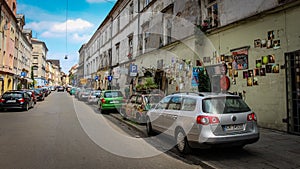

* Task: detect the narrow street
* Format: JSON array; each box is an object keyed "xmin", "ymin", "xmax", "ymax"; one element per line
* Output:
[{"xmin": 0, "ymin": 92, "xmax": 199, "ymax": 169}]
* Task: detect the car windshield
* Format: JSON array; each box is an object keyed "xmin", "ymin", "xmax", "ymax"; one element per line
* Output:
[
  {"xmin": 145, "ymin": 95, "xmax": 163, "ymax": 104},
  {"xmin": 2, "ymin": 93, "xmax": 23, "ymax": 99},
  {"xmin": 202, "ymin": 96, "xmax": 251, "ymax": 114},
  {"xmin": 104, "ymin": 91, "xmax": 123, "ymax": 98}
]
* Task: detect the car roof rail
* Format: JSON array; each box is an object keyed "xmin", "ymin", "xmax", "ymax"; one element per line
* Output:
[{"xmin": 172, "ymin": 92, "xmax": 205, "ymax": 97}]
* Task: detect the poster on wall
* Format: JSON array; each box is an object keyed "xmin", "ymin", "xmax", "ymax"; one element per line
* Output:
[
  {"xmin": 191, "ymin": 67, "xmax": 200, "ymax": 87},
  {"xmin": 231, "ymin": 47, "xmax": 249, "ymax": 70}
]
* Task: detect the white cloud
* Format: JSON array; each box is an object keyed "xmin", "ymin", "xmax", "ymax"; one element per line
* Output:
[
  {"xmin": 71, "ymin": 33, "xmax": 92, "ymax": 43},
  {"xmin": 49, "ymin": 18, "xmax": 94, "ymax": 33},
  {"xmin": 27, "ymin": 18, "xmax": 94, "ymax": 39}
]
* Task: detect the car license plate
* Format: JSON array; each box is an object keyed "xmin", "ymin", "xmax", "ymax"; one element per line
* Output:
[
  {"xmin": 6, "ymin": 100, "xmax": 16, "ymax": 103},
  {"xmin": 110, "ymin": 100, "xmax": 119, "ymax": 103},
  {"xmin": 224, "ymin": 124, "xmax": 244, "ymax": 131}
]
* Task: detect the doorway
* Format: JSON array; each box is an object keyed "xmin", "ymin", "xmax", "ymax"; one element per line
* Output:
[{"xmin": 285, "ymin": 50, "xmax": 300, "ymax": 134}]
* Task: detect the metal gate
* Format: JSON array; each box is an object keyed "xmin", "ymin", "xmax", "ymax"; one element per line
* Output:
[{"xmin": 285, "ymin": 50, "xmax": 300, "ymax": 135}]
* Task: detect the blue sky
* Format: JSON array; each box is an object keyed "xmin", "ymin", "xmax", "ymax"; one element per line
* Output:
[{"xmin": 17, "ymin": 0, "xmax": 116, "ymax": 73}]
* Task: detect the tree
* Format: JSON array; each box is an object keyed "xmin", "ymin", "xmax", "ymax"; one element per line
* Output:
[{"xmin": 198, "ymin": 68, "xmax": 211, "ymax": 92}]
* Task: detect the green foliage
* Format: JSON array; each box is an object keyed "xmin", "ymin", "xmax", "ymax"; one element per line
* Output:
[{"xmin": 136, "ymin": 77, "xmax": 158, "ymax": 91}]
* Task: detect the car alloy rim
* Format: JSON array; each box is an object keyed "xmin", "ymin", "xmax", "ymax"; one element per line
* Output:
[{"xmin": 177, "ymin": 132, "xmax": 185, "ymax": 151}]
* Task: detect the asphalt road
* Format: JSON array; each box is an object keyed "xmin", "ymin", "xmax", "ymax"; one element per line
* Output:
[{"xmin": 0, "ymin": 91, "xmax": 200, "ymax": 169}]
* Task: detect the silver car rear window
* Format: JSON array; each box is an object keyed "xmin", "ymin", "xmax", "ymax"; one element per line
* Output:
[{"xmin": 202, "ymin": 96, "xmax": 251, "ymax": 114}]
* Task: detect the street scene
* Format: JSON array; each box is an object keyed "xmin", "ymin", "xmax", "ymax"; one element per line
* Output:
[
  {"xmin": 0, "ymin": 90, "xmax": 300, "ymax": 169},
  {"xmin": 0, "ymin": 0, "xmax": 300, "ymax": 168}
]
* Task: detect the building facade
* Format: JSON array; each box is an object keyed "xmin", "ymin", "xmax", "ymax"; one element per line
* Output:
[
  {"xmin": 31, "ymin": 38, "xmax": 48, "ymax": 87},
  {"xmin": 80, "ymin": 0, "xmax": 299, "ymax": 133}
]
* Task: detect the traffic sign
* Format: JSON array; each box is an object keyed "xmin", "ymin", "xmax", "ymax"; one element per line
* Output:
[
  {"xmin": 129, "ymin": 64, "xmax": 138, "ymax": 76},
  {"xmin": 107, "ymin": 75, "xmax": 113, "ymax": 82},
  {"xmin": 95, "ymin": 76, "xmax": 99, "ymax": 81}
]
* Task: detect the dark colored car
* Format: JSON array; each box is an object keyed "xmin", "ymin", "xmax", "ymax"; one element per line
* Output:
[
  {"xmin": 57, "ymin": 86, "xmax": 65, "ymax": 92},
  {"xmin": 97, "ymin": 90, "xmax": 125, "ymax": 114},
  {"xmin": 34, "ymin": 88, "xmax": 45, "ymax": 101},
  {"xmin": 0, "ymin": 91, "xmax": 34, "ymax": 111},
  {"xmin": 23, "ymin": 89, "xmax": 37, "ymax": 104}
]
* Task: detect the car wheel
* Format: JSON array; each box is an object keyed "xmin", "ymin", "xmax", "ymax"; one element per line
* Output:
[
  {"xmin": 119, "ymin": 108, "xmax": 127, "ymax": 119},
  {"xmin": 24, "ymin": 103, "xmax": 29, "ymax": 111},
  {"xmin": 146, "ymin": 117, "xmax": 154, "ymax": 136},
  {"xmin": 175, "ymin": 128, "xmax": 191, "ymax": 154}
]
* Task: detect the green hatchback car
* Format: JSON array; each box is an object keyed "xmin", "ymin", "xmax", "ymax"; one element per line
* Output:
[{"xmin": 97, "ymin": 90, "xmax": 125, "ymax": 114}]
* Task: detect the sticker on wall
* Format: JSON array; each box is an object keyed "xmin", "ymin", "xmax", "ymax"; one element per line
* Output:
[
  {"xmin": 254, "ymin": 39, "xmax": 261, "ymax": 48},
  {"xmin": 256, "ymin": 59, "xmax": 262, "ymax": 68},
  {"xmin": 266, "ymin": 65, "xmax": 272, "ymax": 73},
  {"xmin": 253, "ymin": 77, "xmax": 258, "ymax": 85},
  {"xmin": 268, "ymin": 54, "xmax": 275, "ymax": 63},
  {"xmin": 260, "ymin": 68, "xmax": 266, "ymax": 76},
  {"xmin": 273, "ymin": 40, "xmax": 281, "ymax": 49},
  {"xmin": 262, "ymin": 56, "xmax": 269, "ymax": 65},
  {"xmin": 267, "ymin": 40, "xmax": 273, "ymax": 49},
  {"xmin": 247, "ymin": 77, "xmax": 253, "ymax": 86},
  {"xmin": 254, "ymin": 68, "xmax": 260, "ymax": 76},
  {"xmin": 243, "ymin": 71, "xmax": 248, "ymax": 79},
  {"xmin": 272, "ymin": 64, "xmax": 280, "ymax": 73},
  {"xmin": 268, "ymin": 30, "xmax": 275, "ymax": 40},
  {"xmin": 261, "ymin": 39, "xmax": 267, "ymax": 48},
  {"xmin": 248, "ymin": 70, "xmax": 254, "ymax": 77}
]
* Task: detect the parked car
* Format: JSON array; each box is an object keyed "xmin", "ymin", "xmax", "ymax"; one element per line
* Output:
[
  {"xmin": 87, "ymin": 90, "xmax": 101, "ymax": 104},
  {"xmin": 23, "ymin": 89, "xmax": 37, "ymax": 104},
  {"xmin": 97, "ymin": 90, "xmax": 125, "ymax": 114},
  {"xmin": 146, "ymin": 92, "xmax": 260, "ymax": 154},
  {"xmin": 120, "ymin": 93, "xmax": 164, "ymax": 123},
  {"xmin": 57, "ymin": 86, "xmax": 65, "ymax": 92},
  {"xmin": 78, "ymin": 88, "xmax": 93, "ymax": 101},
  {"xmin": 69, "ymin": 87, "xmax": 77, "ymax": 95},
  {"xmin": 0, "ymin": 90, "xmax": 35, "ymax": 111},
  {"xmin": 74, "ymin": 88, "xmax": 82, "ymax": 98},
  {"xmin": 34, "ymin": 88, "xmax": 45, "ymax": 101}
]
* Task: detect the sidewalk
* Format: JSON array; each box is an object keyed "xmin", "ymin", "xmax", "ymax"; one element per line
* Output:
[{"xmin": 110, "ymin": 113, "xmax": 300, "ymax": 169}]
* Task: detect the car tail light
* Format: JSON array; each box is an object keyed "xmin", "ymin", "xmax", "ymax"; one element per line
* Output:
[
  {"xmin": 247, "ymin": 112, "xmax": 257, "ymax": 121},
  {"xmin": 196, "ymin": 115, "xmax": 220, "ymax": 125},
  {"xmin": 101, "ymin": 98, "xmax": 106, "ymax": 103},
  {"xmin": 18, "ymin": 98, "xmax": 25, "ymax": 103},
  {"xmin": 0, "ymin": 99, "xmax": 5, "ymax": 103}
]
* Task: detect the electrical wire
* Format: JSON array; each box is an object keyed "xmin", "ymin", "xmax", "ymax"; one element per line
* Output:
[{"xmin": 65, "ymin": 0, "xmax": 68, "ymax": 59}]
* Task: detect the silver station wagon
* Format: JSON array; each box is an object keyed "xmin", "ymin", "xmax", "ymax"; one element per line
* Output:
[{"xmin": 146, "ymin": 92, "xmax": 260, "ymax": 154}]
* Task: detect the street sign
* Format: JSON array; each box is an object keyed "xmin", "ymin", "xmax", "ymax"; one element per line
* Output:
[
  {"xmin": 95, "ymin": 76, "xmax": 99, "ymax": 81},
  {"xmin": 21, "ymin": 71, "xmax": 26, "ymax": 78},
  {"xmin": 107, "ymin": 75, "xmax": 113, "ymax": 82},
  {"xmin": 129, "ymin": 64, "xmax": 138, "ymax": 76}
]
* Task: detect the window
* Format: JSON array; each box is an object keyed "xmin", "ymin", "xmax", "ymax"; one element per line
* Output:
[
  {"xmin": 205, "ymin": 0, "xmax": 219, "ymax": 28},
  {"xmin": 182, "ymin": 98, "xmax": 197, "ymax": 111},
  {"xmin": 115, "ymin": 43, "xmax": 120, "ymax": 61},
  {"xmin": 167, "ymin": 96, "xmax": 182, "ymax": 110},
  {"xmin": 156, "ymin": 97, "xmax": 171, "ymax": 109},
  {"xmin": 128, "ymin": 35, "xmax": 133, "ymax": 57},
  {"xmin": 162, "ymin": 5, "xmax": 173, "ymax": 45},
  {"xmin": 117, "ymin": 16, "xmax": 120, "ymax": 32}
]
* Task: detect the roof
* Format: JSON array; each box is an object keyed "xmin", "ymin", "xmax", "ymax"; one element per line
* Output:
[{"xmin": 47, "ymin": 60, "xmax": 60, "ymax": 68}]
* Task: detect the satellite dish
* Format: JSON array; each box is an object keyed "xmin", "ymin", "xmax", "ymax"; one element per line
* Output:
[{"xmin": 64, "ymin": 55, "xmax": 68, "ymax": 59}]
